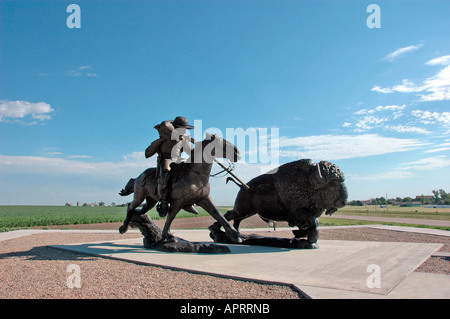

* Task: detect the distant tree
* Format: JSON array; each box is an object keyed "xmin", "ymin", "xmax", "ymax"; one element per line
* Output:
[
  {"xmin": 65, "ymin": 203, "xmax": 72, "ymax": 206},
  {"xmin": 402, "ymin": 197, "xmax": 412, "ymax": 202},
  {"xmin": 432, "ymin": 190, "xmax": 440, "ymax": 204},
  {"xmin": 110, "ymin": 202, "xmax": 116, "ymax": 207},
  {"xmin": 99, "ymin": 202, "xmax": 105, "ymax": 207},
  {"xmin": 438, "ymin": 189, "xmax": 450, "ymax": 205},
  {"xmin": 82, "ymin": 202, "xmax": 88, "ymax": 207},
  {"xmin": 349, "ymin": 200, "xmax": 363, "ymax": 206}
]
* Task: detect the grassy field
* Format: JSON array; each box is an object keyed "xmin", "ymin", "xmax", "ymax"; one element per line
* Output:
[
  {"xmin": 0, "ymin": 205, "xmax": 211, "ymax": 232},
  {"xmin": 1, "ymin": 205, "xmax": 449, "ymax": 232}
]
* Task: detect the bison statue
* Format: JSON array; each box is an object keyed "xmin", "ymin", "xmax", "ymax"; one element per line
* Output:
[{"xmin": 209, "ymin": 159, "xmax": 348, "ymax": 248}]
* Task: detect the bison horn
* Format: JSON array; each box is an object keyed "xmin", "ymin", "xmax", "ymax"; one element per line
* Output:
[{"xmin": 310, "ymin": 163, "xmax": 326, "ymax": 185}]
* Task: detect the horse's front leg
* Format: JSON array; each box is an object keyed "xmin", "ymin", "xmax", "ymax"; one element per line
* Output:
[
  {"xmin": 161, "ymin": 202, "xmax": 182, "ymax": 243},
  {"xmin": 198, "ymin": 196, "xmax": 242, "ymax": 244}
]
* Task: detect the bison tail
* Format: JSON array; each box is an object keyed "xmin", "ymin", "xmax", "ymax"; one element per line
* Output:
[
  {"xmin": 226, "ymin": 177, "xmax": 243, "ymax": 188},
  {"xmin": 119, "ymin": 178, "xmax": 135, "ymax": 196}
]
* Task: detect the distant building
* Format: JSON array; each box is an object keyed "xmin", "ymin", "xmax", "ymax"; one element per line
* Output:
[{"xmin": 415, "ymin": 195, "xmax": 434, "ymax": 201}]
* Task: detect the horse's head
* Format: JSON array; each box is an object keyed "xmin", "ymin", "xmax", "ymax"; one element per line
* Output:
[{"xmin": 201, "ymin": 133, "xmax": 241, "ymax": 163}]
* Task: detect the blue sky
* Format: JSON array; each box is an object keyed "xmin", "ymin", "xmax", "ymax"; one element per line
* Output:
[{"xmin": 1, "ymin": 0, "xmax": 449, "ymax": 205}]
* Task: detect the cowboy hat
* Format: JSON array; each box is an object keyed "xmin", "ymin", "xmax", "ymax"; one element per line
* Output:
[{"xmin": 171, "ymin": 116, "xmax": 194, "ymax": 129}]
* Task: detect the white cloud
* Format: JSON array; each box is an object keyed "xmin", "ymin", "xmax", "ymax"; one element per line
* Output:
[
  {"xmin": 391, "ymin": 79, "xmax": 422, "ymax": 93},
  {"xmin": 354, "ymin": 104, "xmax": 405, "ymax": 115},
  {"xmin": 375, "ymin": 104, "xmax": 406, "ymax": 112},
  {"xmin": 412, "ymin": 109, "xmax": 450, "ymax": 127},
  {"xmin": 426, "ymin": 55, "xmax": 450, "ymax": 66},
  {"xmin": 355, "ymin": 115, "xmax": 388, "ymax": 130},
  {"xmin": 349, "ymin": 170, "xmax": 413, "ymax": 181},
  {"xmin": 278, "ymin": 134, "xmax": 426, "ymax": 161},
  {"xmin": 354, "ymin": 109, "xmax": 374, "ymax": 115},
  {"xmin": 68, "ymin": 65, "xmax": 97, "ymax": 77},
  {"xmin": 371, "ymin": 86, "xmax": 393, "ymax": 93},
  {"xmin": 382, "ymin": 44, "xmax": 423, "ymax": 62},
  {"xmin": 397, "ymin": 155, "xmax": 450, "ymax": 171},
  {"xmin": 0, "ymin": 100, "xmax": 54, "ymax": 123},
  {"xmin": 419, "ymin": 65, "xmax": 450, "ymax": 101},
  {"xmin": 0, "ymin": 151, "xmax": 156, "ymax": 177},
  {"xmin": 66, "ymin": 155, "xmax": 94, "ymax": 159},
  {"xmin": 372, "ymin": 56, "xmax": 450, "ymax": 101},
  {"xmin": 384, "ymin": 124, "xmax": 431, "ymax": 134},
  {"xmin": 349, "ymin": 105, "xmax": 407, "ymax": 132},
  {"xmin": 345, "ymin": 104, "xmax": 445, "ymax": 135},
  {"xmin": 424, "ymin": 146, "xmax": 450, "ymax": 153}
]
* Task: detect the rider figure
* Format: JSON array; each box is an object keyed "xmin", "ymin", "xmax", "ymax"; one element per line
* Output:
[{"xmin": 145, "ymin": 116, "xmax": 195, "ymax": 217}]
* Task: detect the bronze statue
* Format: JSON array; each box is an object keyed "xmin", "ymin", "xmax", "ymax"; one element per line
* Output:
[
  {"xmin": 144, "ymin": 116, "xmax": 195, "ymax": 217},
  {"xmin": 209, "ymin": 159, "xmax": 348, "ymax": 248},
  {"xmin": 119, "ymin": 133, "xmax": 243, "ymax": 244}
]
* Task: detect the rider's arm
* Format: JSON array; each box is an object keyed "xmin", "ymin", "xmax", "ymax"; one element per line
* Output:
[{"xmin": 145, "ymin": 138, "xmax": 164, "ymax": 158}]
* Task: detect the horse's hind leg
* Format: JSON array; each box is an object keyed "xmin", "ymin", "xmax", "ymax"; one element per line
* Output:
[
  {"xmin": 160, "ymin": 202, "xmax": 182, "ymax": 243},
  {"xmin": 119, "ymin": 203, "xmax": 133, "ymax": 234},
  {"xmin": 119, "ymin": 197, "xmax": 144, "ymax": 234}
]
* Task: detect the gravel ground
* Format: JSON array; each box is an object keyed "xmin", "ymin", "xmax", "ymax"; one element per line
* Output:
[
  {"xmin": 0, "ymin": 232, "xmax": 303, "ymax": 299},
  {"xmin": 1, "ymin": 221, "xmax": 448, "ymax": 299}
]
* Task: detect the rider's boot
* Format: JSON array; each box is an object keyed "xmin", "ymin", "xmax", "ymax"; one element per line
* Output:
[{"xmin": 157, "ymin": 169, "xmax": 170, "ymax": 218}]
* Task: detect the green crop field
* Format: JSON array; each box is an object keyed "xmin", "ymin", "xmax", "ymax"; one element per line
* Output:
[
  {"xmin": 1, "ymin": 205, "xmax": 449, "ymax": 232},
  {"xmin": 0, "ymin": 205, "xmax": 212, "ymax": 232}
]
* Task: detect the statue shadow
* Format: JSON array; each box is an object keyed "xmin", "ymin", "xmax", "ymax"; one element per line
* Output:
[
  {"xmin": 67, "ymin": 240, "xmax": 298, "ymax": 256},
  {"xmin": 212, "ymin": 230, "xmax": 318, "ymax": 250},
  {"xmin": 0, "ymin": 245, "xmax": 99, "ymax": 262},
  {"xmin": 0, "ymin": 236, "xmax": 313, "ymax": 265}
]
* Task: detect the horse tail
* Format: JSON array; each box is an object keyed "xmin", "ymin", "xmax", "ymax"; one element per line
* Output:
[
  {"xmin": 119, "ymin": 178, "xmax": 135, "ymax": 196},
  {"xmin": 226, "ymin": 177, "xmax": 243, "ymax": 188}
]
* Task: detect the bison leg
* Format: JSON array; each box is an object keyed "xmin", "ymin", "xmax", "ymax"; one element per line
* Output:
[
  {"xmin": 292, "ymin": 228, "xmax": 309, "ymax": 238},
  {"xmin": 210, "ymin": 209, "xmax": 236, "ymax": 229},
  {"xmin": 306, "ymin": 216, "xmax": 319, "ymax": 244},
  {"xmin": 208, "ymin": 209, "xmax": 234, "ymax": 243},
  {"xmin": 209, "ymin": 208, "xmax": 252, "ymax": 243}
]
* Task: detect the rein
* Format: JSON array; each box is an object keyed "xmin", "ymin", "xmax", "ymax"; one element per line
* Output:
[{"xmin": 210, "ymin": 159, "xmax": 235, "ymax": 177}]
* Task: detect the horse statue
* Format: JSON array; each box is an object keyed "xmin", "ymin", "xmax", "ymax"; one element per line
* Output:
[{"xmin": 118, "ymin": 133, "xmax": 243, "ymax": 244}]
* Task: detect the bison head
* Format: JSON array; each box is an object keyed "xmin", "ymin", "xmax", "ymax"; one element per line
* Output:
[{"xmin": 309, "ymin": 161, "xmax": 348, "ymax": 215}]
